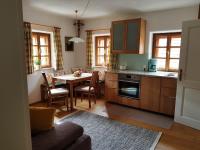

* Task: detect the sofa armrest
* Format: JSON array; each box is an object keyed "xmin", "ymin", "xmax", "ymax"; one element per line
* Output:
[{"xmin": 32, "ymin": 121, "xmax": 84, "ymax": 150}]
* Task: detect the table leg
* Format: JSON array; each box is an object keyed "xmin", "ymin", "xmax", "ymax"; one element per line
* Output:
[{"xmin": 69, "ymin": 82, "xmax": 74, "ymax": 110}]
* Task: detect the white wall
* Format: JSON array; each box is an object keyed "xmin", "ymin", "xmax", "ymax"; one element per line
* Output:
[
  {"xmin": 23, "ymin": 5, "xmax": 76, "ymax": 103},
  {"xmin": 0, "ymin": 0, "xmax": 31, "ymax": 149},
  {"xmin": 75, "ymin": 6, "xmax": 199, "ymax": 70}
]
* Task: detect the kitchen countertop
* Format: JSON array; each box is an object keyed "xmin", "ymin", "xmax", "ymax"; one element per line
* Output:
[{"xmin": 106, "ymin": 70, "xmax": 178, "ymax": 79}]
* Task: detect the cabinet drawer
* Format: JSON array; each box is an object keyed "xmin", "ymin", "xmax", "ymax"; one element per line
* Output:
[
  {"xmin": 161, "ymin": 78, "xmax": 177, "ymax": 88},
  {"xmin": 119, "ymin": 96, "xmax": 140, "ymax": 108},
  {"xmin": 105, "ymin": 80, "xmax": 118, "ymax": 89},
  {"xmin": 105, "ymin": 72, "xmax": 118, "ymax": 81}
]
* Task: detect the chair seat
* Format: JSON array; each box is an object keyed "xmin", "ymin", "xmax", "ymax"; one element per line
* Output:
[
  {"xmin": 75, "ymin": 86, "xmax": 94, "ymax": 92},
  {"xmin": 50, "ymin": 88, "xmax": 69, "ymax": 95}
]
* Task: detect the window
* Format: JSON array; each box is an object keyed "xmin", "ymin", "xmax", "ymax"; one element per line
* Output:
[
  {"xmin": 152, "ymin": 32, "xmax": 181, "ymax": 71},
  {"xmin": 95, "ymin": 36, "xmax": 110, "ymax": 66},
  {"xmin": 32, "ymin": 32, "xmax": 51, "ymax": 70}
]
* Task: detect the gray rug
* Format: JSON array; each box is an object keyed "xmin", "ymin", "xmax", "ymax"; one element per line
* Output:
[{"xmin": 57, "ymin": 111, "xmax": 161, "ymax": 150}]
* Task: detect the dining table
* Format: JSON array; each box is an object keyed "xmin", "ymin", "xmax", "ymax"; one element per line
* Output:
[{"xmin": 52, "ymin": 73, "xmax": 92, "ymax": 110}]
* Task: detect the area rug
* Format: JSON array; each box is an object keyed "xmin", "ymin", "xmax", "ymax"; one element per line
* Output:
[{"xmin": 57, "ymin": 111, "xmax": 162, "ymax": 150}]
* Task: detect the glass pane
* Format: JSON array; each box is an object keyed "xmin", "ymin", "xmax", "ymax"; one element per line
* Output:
[
  {"xmin": 32, "ymin": 35, "xmax": 37, "ymax": 45},
  {"xmin": 97, "ymin": 56, "xmax": 104, "ymax": 65},
  {"xmin": 171, "ymin": 37, "xmax": 181, "ymax": 46},
  {"xmin": 33, "ymin": 57, "xmax": 39, "ymax": 70},
  {"xmin": 41, "ymin": 47, "xmax": 48, "ymax": 56},
  {"xmin": 98, "ymin": 48, "xmax": 105, "ymax": 55},
  {"xmin": 170, "ymin": 48, "xmax": 180, "ymax": 58},
  {"xmin": 157, "ymin": 59, "xmax": 166, "ymax": 69},
  {"xmin": 107, "ymin": 38, "xmax": 110, "ymax": 47},
  {"xmin": 169, "ymin": 59, "xmax": 179, "ymax": 70},
  {"xmin": 40, "ymin": 35, "xmax": 49, "ymax": 45},
  {"xmin": 41, "ymin": 57, "xmax": 49, "ymax": 66},
  {"xmin": 98, "ymin": 38, "xmax": 104, "ymax": 47},
  {"xmin": 156, "ymin": 48, "xmax": 166, "ymax": 58},
  {"xmin": 33, "ymin": 46, "xmax": 38, "ymax": 56},
  {"xmin": 157, "ymin": 38, "xmax": 167, "ymax": 47}
]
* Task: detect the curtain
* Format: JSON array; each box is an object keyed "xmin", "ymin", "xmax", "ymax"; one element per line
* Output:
[
  {"xmin": 24, "ymin": 22, "xmax": 34, "ymax": 74},
  {"xmin": 86, "ymin": 31, "xmax": 93, "ymax": 69},
  {"xmin": 109, "ymin": 53, "xmax": 118, "ymax": 70},
  {"xmin": 54, "ymin": 27, "xmax": 64, "ymax": 70}
]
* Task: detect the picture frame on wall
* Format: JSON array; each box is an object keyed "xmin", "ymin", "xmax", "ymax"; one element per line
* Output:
[{"xmin": 65, "ymin": 36, "xmax": 74, "ymax": 51}]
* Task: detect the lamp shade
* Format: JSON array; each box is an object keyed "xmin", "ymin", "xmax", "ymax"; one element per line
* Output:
[{"xmin": 69, "ymin": 37, "xmax": 84, "ymax": 43}]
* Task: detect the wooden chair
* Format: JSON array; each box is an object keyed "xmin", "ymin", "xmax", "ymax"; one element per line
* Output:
[
  {"xmin": 74, "ymin": 71, "xmax": 99, "ymax": 108},
  {"xmin": 42, "ymin": 72, "xmax": 69, "ymax": 109}
]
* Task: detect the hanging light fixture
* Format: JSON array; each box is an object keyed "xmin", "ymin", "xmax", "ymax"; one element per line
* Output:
[{"xmin": 69, "ymin": 10, "xmax": 85, "ymax": 43}]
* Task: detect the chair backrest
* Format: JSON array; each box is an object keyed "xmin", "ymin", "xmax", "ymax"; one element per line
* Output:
[
  {"xmin": 42, "ymin": 72, "xmax": 51, "ymax": 94},
  {"xmin": 90, "ymin": 71, "xmax": 99, "ymax": 89}
]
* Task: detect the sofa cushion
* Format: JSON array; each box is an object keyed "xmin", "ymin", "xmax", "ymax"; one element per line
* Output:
[
  {"xmin": 32, "ymin": 121, "xmax": 84, "ymax": 150},
  {"xmin": 30, "ymin": 107, "xmax": 55, "ymax": 133},
  {"xmin": 67, "ymin": 134, "xmax": 91, "ymax": 150}
]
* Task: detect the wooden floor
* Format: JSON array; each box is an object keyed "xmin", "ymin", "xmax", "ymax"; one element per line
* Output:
[{"xmin": 32, "ymin": 98, "xmax": 200, "ymax": 150}]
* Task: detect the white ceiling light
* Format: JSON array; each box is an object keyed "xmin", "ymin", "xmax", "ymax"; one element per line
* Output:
[
  {"xmin": 69, "ymin": 10, "xmax": 84, "ymax": 43},
  {"xmin": 69, "ymin": 0, "xmax": 91, "ymax": 43}
]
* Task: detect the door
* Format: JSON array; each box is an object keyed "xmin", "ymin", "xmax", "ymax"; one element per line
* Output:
[
  {"xmin": 140, "ymin": 76, "xmax": 161, "ymax": 112},
  {"xmin": 112, "ymin": 22, "xmax": 125, "ymax": 51},
  {"xmin": 126, "ymin": 20, "xmax": 140, "ymax": 51},
  {"xmin": 175, "ymin": 20, "xmax": 200, "ymax": 130}
]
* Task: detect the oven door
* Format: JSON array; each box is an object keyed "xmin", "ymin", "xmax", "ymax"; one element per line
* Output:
[{"xmin": 118, "ymin": 80, "xmax": 140, "ymax": 99}]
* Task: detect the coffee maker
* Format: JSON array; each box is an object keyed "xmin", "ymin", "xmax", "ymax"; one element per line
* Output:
[{"xmin": 148, "ymin": 59, "xmax": 157, "ymax": 72}]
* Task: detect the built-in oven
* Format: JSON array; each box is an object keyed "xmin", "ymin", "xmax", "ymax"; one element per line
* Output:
[{"xmin": 118, "ymin": 74, "xmax": 141, "ymax": 99}]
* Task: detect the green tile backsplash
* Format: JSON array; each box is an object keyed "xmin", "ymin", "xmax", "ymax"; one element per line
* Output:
[{"xmin": 119, "ymin": 54, "xmax": 149, "ymax": 71}]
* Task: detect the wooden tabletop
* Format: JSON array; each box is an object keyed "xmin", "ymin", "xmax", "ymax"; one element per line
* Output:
[{"xmin": 53, "ymin": 73, "xmax": 92, "ymax": 81}]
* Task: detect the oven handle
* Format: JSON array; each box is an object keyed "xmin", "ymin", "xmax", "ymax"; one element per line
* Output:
[{"xmin": 118, "ymin": 80, "xmax": 140, "ymax": 84}]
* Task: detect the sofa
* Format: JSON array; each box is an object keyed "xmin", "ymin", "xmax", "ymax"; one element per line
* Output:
[
  {"xmin": 30, "ymin": 107, "xmax": 91, "ymax": 150},
  {"xmin": 32, "ymin": 121, "xmax": 91, "ymax": 150}
]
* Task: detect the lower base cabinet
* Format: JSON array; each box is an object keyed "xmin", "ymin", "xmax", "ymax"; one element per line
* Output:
[
  {"xmin": 160, "ymin": 78, "xmax": 177, "ymax": 116},
  {"xmin": 140, "ymin": 76, "xmax": 161, "ymax": 112},
  {"xmin": 105, "ymin": 72, "xmax": 177, "ymax": 116}
]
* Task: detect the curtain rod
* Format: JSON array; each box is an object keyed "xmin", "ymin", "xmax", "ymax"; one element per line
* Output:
[
  {"xmin": 85, "ymin": 28, "xmax": 110, "ymax": 32},
  {"xmin": 31, "ymin": 22, "xmax": 61, "ymax": 29}
]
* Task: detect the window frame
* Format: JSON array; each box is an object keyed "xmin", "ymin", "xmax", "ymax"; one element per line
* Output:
[
  {"xmin": 32, "ymin": 32, "xmax": 51, "ymax": 69},
  {"xmin": 152, "ymin": 32, "xmax": 181, "ymax": 72},
  {"xmin": 95, "ymin": 35, "xmax": 110, "ymax": 67}
]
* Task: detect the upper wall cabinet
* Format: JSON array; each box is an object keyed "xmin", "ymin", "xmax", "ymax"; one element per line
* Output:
[{"xmin": 111, "ymin": 18, "xmax": 146, "ymax": 54}]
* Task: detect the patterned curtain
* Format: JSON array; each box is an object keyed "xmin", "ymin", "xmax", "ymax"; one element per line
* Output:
[
  {"xmin": 24, "ymin": 22, "xmax": 34, "ymax": 74},
  {"xmin": 109, "ymin": 53, "xmax": 118, "ymax": 70},
  {"xmin": 54, "ymin": 27, "xmax": 64, "ymax": 70},
  {"xmin": 86, "ymin": 31, "xmax": 93, "ymax": 69}
]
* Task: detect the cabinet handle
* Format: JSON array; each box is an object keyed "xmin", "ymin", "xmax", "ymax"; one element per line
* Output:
[{"xmin": 179, "ymin": 69, "xmax": 183, "ymax": 81}]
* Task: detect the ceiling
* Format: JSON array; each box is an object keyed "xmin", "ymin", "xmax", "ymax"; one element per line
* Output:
[{"xmin": 23, "ymin": 0, "xmax": 200, "ymax": 19}]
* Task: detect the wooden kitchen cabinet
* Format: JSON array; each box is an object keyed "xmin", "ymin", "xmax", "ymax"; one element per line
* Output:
[
  {"xmin": 111, "ymin": 18, "xmax": 146, "ymax": 54},
  {"xmin": 105, "ymin": 72, "xmax": 177, "ymax": 116},
  {"xmin": 160, "ymin": 78, "xmax": 177, "ymax": 116},
  {"xmin": 140, "ymin": 76, "xmax": 161, "ymax": 112},
  {"xmin": 105, "ymin": 72, "xmax": 119, "ymax": 103}
]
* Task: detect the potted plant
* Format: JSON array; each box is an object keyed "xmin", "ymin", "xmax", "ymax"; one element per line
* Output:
[{"xmin": 34, "ymin": 59, "xmax": 41, "ymax": 70}]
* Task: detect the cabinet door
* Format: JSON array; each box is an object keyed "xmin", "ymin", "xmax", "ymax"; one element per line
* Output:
[
  {"xmin": 105, "ymin": 73, "xmax": 119, "ymax": 102},
  {"xmin": 141, "ymin": 76, "xmax": 161, "ymax": 112},
  {"xmin": 126, "ymin": 21, "xmax": 140, "ymax": 51},
  {"xmin": 160, "ymin": 88, "xmax": 176, "ymax": 116},
  {"xmin": 112, "ymin": 22, "xmax": 125, "ymax": 50}
]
